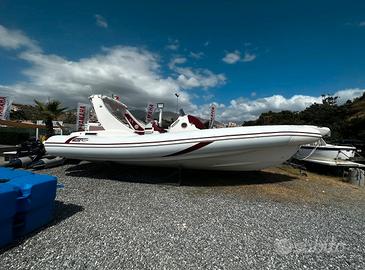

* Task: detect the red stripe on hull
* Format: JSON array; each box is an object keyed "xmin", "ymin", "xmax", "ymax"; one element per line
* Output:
[
  {"xmin": 64, "ymin": 136, "xmax": 79, "ymax": 144},
  {"xmin": 164, "ymin": 141, "xmax": 213, "ymax": 157}
]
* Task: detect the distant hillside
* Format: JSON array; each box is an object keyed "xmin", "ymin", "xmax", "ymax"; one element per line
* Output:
[
  {"xmin": 348, "ymin": 93, "xmax": 365, "ymax": 119},
  {"xmin": 11, "ymin": 103, "xmax": 77, "ymax": 123},
  {"xmin": 11, "ymin": 103, "xmax": 43, "ymax": 120},
  {"xmin": 343, "ymin": 93, "xmax": 365, "ymax": 142},
  {"xmin": 243, "ymin": 93, "xmax": 365, "ymax": 142}
]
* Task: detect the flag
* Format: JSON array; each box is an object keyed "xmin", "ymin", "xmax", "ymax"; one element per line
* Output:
[
  {"xmin": 145, "ymin": 103, "xmax": 156, "ymax": 123},
  {"xmin": 0, "ymin": 96, "xmax": 12, "ymax": 120},
  {"xmin": 209, "ymin": 104, "xmax": 216, "ymax": 129},
  {"xmin": 76, "ymin": 103, "xmax": 91, "ymax": 131}
]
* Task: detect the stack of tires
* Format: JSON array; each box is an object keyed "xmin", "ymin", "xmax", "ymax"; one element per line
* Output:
[{"xmin": 0, "ymin": 168, "xmax": 57, "ymax": 248}]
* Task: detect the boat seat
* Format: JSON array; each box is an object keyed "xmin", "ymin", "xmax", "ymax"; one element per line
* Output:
[
  {"xmin": 152, "ymin": 121, "xmax": 167, "ymax": 133},
  {"xmin": 187, "ymin": 115, "xmax": 206, "ymax": 129}
]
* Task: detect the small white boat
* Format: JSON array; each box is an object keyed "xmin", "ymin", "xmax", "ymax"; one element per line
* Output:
[
  {"xmin": 45, "ymin": 95, "xmax": 330, "ymax": 171},
  {"xmin": 293, "ymin": 139, "xmax": 365, "ymax": 167}
]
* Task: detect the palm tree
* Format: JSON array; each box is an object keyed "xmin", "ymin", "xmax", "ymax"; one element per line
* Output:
[{"xmin": 34, "ymin": 99, "xmax": 67, "ymax": 138}]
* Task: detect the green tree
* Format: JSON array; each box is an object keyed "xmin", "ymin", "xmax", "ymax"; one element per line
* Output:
[
  {"xmin": 34, "ymin": 99, "xmax": 67, "ymax": 138},
  {"xmin": 62, "ymin": 110, "xmax": 77, "ymax": 124},
  {"xmin": 243, "ymin": 110, "xmax": 302, "ymax": 126},
  {"xmin": 299, "ymin": 95, "xmax": 348, "ymax": 141},
  {"xmin": 10, "ymin": 109, "xmax": 28, "ymax": 120}
]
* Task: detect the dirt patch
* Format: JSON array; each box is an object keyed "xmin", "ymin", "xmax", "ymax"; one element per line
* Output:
[{"xmin": 217, "ymin": 166, "xmax": 365, "ymax": 205}]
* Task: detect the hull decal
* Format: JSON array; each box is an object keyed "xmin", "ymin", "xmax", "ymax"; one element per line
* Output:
[
  {"xmin": 65, "ymin": 136, "xmax": 79, "ymax": 144},
  {"xmin": 164, "ymin": 141, "xmax": 213, "ymax": 157}
]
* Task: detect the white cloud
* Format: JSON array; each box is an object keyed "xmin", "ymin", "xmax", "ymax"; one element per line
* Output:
[
  {"xmin": 190, "ymin": 51, "xmax": 204, "ymax": 59},
  {"xmin": 250, "ymin": 91, "xmax": 256, "ymax": 97},
  {"xmin": 168, "ymin": 56, "xmax": 226, "ymax": 90},
  {"xmin": 242, "ymin": 52, "xmax": 256, "ymax": 62},
  {"xmin": 175, "ymin": 67, "xmax": 226, "ymax": 89},
  {"xmin": 168, "ymin": 56, "xmax": 187, "ymax": 69},
  {"xmin": 222, "ymin": 50, "xmax": 241, "ymax": 64},
  {"xmin": 202, "ymin": 94, "xmax": 214, "ymax": 101},
  {"xmin": 359, "ymin": 21, "xmax": 365, "ymax": 27},
  {"xmin": 0, "ymin": 25, "xmax": 39, "ymax": 51},
  {"xmin": 222, "ymin": 50, "xmax": 256, "ymax": 64},
  {"xmin": 334, "ymin": 88, "xmax": 365, "ymax": 104},
  {"xmin": 166, "ymin": 39, "xmax": 179, "ymax": 50},
  {"xmin": 193, "ymin": 89, "xmax": 365, "ymax": 123},
  {"xmin": 7, "ymin": 47, "xmax": 188, "ymax": 109},
  {"xmin": 95, "ymin": 14, "xmax": 108, "ymax": 28},
  {"xmin": 0, "ymin": 25, "xmax": 225, "ymax": 111},
  {"xmin": 204, "ymin": 41, "xmax": 210, "ymax": 46}
]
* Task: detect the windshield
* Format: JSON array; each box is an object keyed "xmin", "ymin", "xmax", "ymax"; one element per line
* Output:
[{"xmin": 101, "ymin": 96, "xmax": 129, "ymax": 125}]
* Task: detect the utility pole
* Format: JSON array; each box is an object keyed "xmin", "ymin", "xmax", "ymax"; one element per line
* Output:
[{"xmin": 175, "ymin": 93, "xmax": 180, "ymax": 114}]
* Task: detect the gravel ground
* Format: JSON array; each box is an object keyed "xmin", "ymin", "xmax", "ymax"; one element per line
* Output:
[{"xmin": 1, "ymin": 162, "xmax": 365, "ymax": 269}]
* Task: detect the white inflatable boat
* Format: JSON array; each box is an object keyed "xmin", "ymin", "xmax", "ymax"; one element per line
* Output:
[{"xmin": 45, "ymin": 95, "xmax": 330, "ymax": 171}]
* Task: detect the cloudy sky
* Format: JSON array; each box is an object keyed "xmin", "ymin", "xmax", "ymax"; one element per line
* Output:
[{"xmin": 0, "ymin": 0, "xmax": 364, "ymax": 123}]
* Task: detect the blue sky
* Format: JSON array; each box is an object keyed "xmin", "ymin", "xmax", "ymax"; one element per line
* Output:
[{"xmin": 0, "ymin": 0, "xmax": 365, "ymax": 122}]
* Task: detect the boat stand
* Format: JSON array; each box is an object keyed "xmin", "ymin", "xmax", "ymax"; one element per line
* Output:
[
  {"xmin": 285, "ymin": 161, "xmax": 308, "ymax": 176},
  {"xmin": 177, "ymin": 166, "xmax": 183, "ymax": 186},
  {"xmin": 164, "ymin": 166, "xmax": 183, "ymax": 186}
]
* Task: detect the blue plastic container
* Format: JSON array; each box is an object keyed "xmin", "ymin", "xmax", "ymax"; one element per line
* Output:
[
  {"xmin": 11, "ymin": 174, "xmax": 57, "ymax": 211},
  {"xmin": 0, "ymin": 182, "xmax": 17, "ymax": 248},
  {"xmin": 14, "ymin": 204, "xmax": 55, "ymax": 236},
  {"xmin": 9, "ymin": 174, "xmax": 57, "ymax": 236},
  {"xmin": 0, "ymin": 168, "xmax": 58, "ymax": 241},
  {"xmin": 0, "ymin": 167, "xmax": 33, "ymax": 180}
]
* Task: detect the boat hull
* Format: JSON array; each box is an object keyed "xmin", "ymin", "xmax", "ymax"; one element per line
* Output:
[
  {"xmin": 293, "ymin": 145, "xmax": 356, "ymax": 162},
  {"xmin": 45, "ymin": 125, "xmax": 327, "ymax": 171}
]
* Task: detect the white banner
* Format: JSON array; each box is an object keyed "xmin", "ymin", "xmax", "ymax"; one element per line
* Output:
[
  {"xmin": 0, "ymin": 96, "xmax": 12, "ymax": 120},
  {"xmin": 76, "ymin": 103, "xmax": 90, "ymax": 131},
  {"xmin": 145, "ymin": 103, "xmax": 156, "ymax": 123},
  {"xmin": 209, "ymin": 104, "xmax": 216, "ymax": 129}
]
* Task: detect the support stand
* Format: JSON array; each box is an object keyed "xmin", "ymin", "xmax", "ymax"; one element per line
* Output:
[
  {"xmin": 164, "ymin": 166, "xmax": 183, "ymax": 186},
  {"xmin": 177, "ymin": 166, "xmax": 183, "ymax": 186}
]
